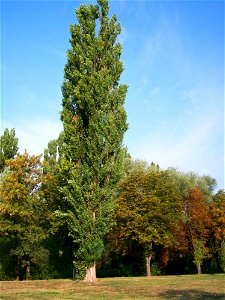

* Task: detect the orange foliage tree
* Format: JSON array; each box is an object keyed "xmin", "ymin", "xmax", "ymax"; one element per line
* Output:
[
  {"xmin": 209, "ymin": 189, "xmax": 225, "ymax": 270},
  {"xmin": 178, "ymin": 187, "xmax": 211, "ymax": 274},
  {"xmin": 210, "ymin": 190, "xmax": 225, "ymax": 245}
]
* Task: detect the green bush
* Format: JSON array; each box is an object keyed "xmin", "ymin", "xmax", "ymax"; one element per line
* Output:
[{"xmin": 151, "ymin": 262, "xmax": 163, "ymax": 276}]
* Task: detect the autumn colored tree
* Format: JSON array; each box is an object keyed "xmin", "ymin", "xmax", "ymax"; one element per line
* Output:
[
  {"xmin": 0, "ymin": 128, "xmax": 18, "ymax": 172},
  {"xmin": 208, "ymin": 189, "xmax": 225, "ymax": 271},
  {"xmin": 59, "ymin": 0, "xmax": 127, "ymax": 281},
  {"xmin": 177, "ymin": 188, "xmax": 211, "ymax": 274},
  {"xmin": 167, "ymin": 169, "xmax": 216, "ymax": 203},
  {"xmin": 0, "ymin": 152, "xmax": 54, "ymax": 280},
  {"xmin": 111, "ymin": 162, "xmax": 182, "ymax": 276},
  {"xmin": 164, "ymin": 169, "xmax": 218, "ymax": 273},
  {"xmin": 210, "ymin": 190, "xmax": 225, "ymax": 246}
]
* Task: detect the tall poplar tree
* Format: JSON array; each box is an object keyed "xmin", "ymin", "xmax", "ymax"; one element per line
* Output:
[{"xmin": 60, "ymin": 0, "xmax": 128, "ymax": 281}]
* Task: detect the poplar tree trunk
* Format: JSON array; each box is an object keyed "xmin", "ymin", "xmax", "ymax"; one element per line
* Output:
[
  {"xmin": 83, "ymin": 213, "xmax": 97, "ymax": 282},
  {"xmin": 84, "ymin": 264, "xmax": 96, "ymax": 282},
  {"xmin": 146, "ymin": 254, "xmax": 152, "ymax": 277}
]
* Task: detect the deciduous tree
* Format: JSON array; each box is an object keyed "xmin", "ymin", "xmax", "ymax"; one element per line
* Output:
[
  {"xmin": 177, "ymin": 188, "xmax": 211, "ymax": 274},
  {"xmin": 0, "ymin": 128, "xmax": 18, "ymax": 172},
  {"xmin": 59, "ymin": 0, "xmax": 127, "ymax": 281},
  {"xmin": 111, "ymin": 162, "xmax": 182, "ymax": 276},
  {"xmin": 0, "ymin": 152, "xmax": 53, "ymax": 280},
  {"xmin": 193, "ymin": 240, "xmax": 204, "ymax": 274},
  {"xmin": 210, "ymin": 190, "xmax": 225, "ymax": 245},
  {"xmin": 208, "ymin": 190, "xmax": 225, "ymax": 271}
]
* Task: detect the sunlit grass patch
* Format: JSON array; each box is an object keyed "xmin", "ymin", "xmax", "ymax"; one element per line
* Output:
[{"xmin": 0, "ymin": 274, "xmax": 224, "ymax": 300}]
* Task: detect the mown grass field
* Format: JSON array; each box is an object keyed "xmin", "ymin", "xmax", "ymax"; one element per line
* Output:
[{"xmin": 0, "ymin": 274, "xmax": 224, "ymax": 300}]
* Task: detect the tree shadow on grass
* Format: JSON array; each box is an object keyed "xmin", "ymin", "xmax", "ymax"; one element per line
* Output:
[{"xmin": 159, "ymin": 289, "xmax": 225, "ymax": 299}]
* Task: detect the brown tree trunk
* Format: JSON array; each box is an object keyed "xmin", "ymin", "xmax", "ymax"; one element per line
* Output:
[
  {"xmin": 84, "ymin": 264, "xmax": 96, "ymax": 282},
  {"xmin": 146, "ymin": 254, "xmax": 152, "ymax": 277},
  {"xmin": 196, "ymin": 262, "xmax": 202, "ymax": 275}
]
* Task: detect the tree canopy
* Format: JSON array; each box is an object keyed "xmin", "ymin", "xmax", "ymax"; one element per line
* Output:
[
  {"xmin": 111, "ymin": 163, "xmax": 183, "ymax": 276},
  {"xmin": 0, "ymin": 152, "xmax": 54, "ymax": 280},
  {"xmin": 0, "ymin": 128, "xmax": 18, "ymax": 172},
  {"xmin": 59, "ymin": 0, "xmax": 128, "ymax": 281}
]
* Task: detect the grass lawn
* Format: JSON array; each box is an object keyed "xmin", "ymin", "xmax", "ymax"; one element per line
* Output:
[{"xmin": 0, "ymin": 274, "xmax": 224, "ymax": 300}]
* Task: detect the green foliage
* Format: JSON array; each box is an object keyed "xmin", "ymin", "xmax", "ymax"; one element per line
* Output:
[
  {"xmin": 29, "ymin": 247, "xmax": 60, "ymax": 280},
  {"xmin": 43, "ymin": 139, "xmax": 59, "ymax": 174},
  {"xmin": 43, "ymin": 138, "xmax": 64, "ymax": 229},
  {"xmin": 193, "ymin": 240, "xmax": 205, "ymax": 274},
  {"xmin": 0, "ymin": 238, "xmax": 16, "ymax": 280},
  {"xmin": 110, "ymin": 161, "xmax": 183, "ymax": 275},
  {"xmin": 0, "ymin": 152, "xmax": 55, "ymax": 280},
  {"xmin": 0, "ymin": 128, "xmax": 18, "ymax": 172},
  {"xmin": 123, "ymin": 158, "xmax": 148, "ymax": 176},
  {"xmin": 193, "ymin": 240, "xmax": 204, "ymax": 265},
  {"xmin": 117, "ymin": 163, "xmax": 182, "ymax": 248},
  {"xmin": 59, "ymin": 0, "xmax": 128, "ymax": 278},
  {"xmin": 151, "ymin": 262, "xmax": 163, "ymax": 276},
  {"xmin": 167, "ymin": 168, "xmax": 216, "ymax": 203}
]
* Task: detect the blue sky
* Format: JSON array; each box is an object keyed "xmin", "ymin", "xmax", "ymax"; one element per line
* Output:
[{"xmin": 1, "ymin": 0, "xmax": 224, "ymax": 190}]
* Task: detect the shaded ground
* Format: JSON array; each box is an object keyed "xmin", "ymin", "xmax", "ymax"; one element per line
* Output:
[{"xmin": 0, "ymin": 274, "xmax": 224, "ymax": 299}]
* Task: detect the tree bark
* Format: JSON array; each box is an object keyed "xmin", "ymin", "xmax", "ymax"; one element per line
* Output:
[
  {"xmin": 83, "ymin": 212, "xmax": 97, "ymax": 282},
  {"xmin": 84, "ymin": 264, "xmax": 96, "ymax": 282},
  {"xmin": 196, "ymin": 262, "xmax": 202, "ymax": 275},
  {"xmin": 146, "ymin": 255, "xmax": 152, "ymax": 277}
]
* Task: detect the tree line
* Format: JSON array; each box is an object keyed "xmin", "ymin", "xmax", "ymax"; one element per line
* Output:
[
  {"xmin": 1, "ymin": 0, "xmax": 224, "ymax": 281},
  {"xmin": 0, "ymin": 129, "xmax": 224, "ymax": 280}
]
